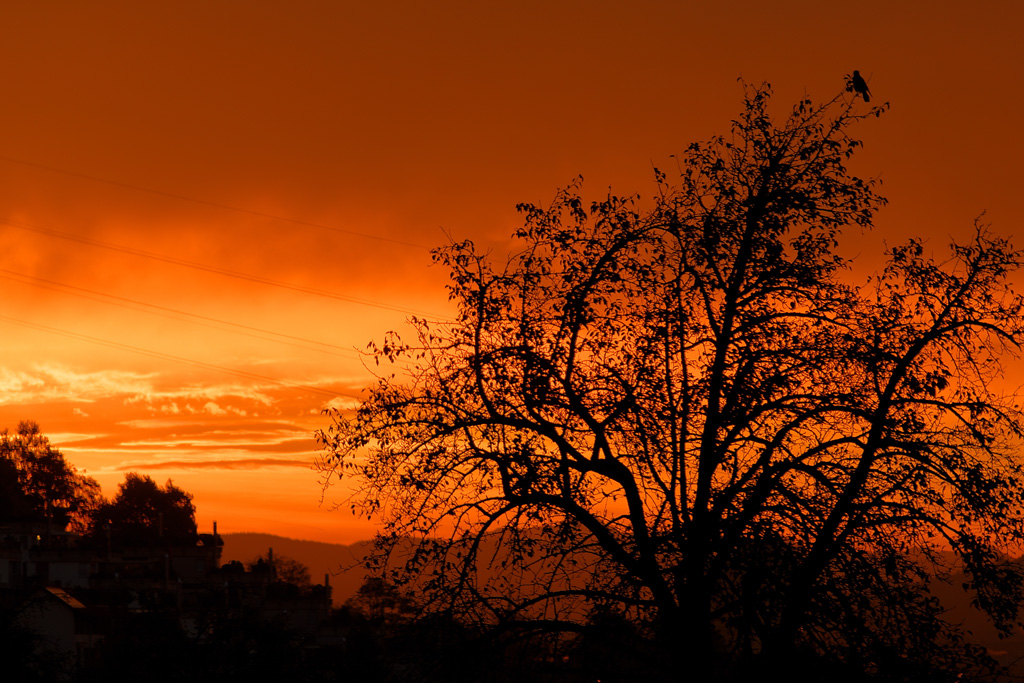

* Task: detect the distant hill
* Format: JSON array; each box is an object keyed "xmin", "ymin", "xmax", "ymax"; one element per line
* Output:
[{"xmin": 220, "ymin": 532, "xmax": 373, "ymax": 606}]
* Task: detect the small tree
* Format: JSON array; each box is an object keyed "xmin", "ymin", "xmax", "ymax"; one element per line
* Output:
[
  {"xmin": 246, "ymin": 552, "xmax": 312, "ymax": 588},
  {"xmin": 319, "ymin": 84, "xmax": 1024, "ymax": 680},
  {"xmin": 345, "ymin": 576, "xmax": 417, "ymax": 625}
]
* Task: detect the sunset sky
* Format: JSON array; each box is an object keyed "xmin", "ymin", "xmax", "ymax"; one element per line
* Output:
[{"xmin": 0, "ymin": 1, "xmax": 1021, "ymax": 544}]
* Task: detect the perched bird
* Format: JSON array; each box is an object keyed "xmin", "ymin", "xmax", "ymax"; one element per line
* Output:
[{"xmin": 852, "ymin": 70, "xmax": 871, "ymax": 102}]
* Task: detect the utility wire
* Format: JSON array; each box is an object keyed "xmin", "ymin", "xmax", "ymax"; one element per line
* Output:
[
  {"xmin": 0, "ymin": 153, "xmax": 431, "ymax": 250},
  {"xmin": 0, "ymin": 313, "xmax": 358, "ymax": 401},
  {"xmin": 1, "ymin": 217, "xmax": 448, "ymax": 320},
  {"xmin": 0, "ymin": 268, "xmax": 362, "ymax": 360}
]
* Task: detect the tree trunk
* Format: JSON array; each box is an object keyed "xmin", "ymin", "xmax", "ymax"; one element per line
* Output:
[{"xmin": 663, "ymin": 566, "xmax": 716, "ymax": 682}]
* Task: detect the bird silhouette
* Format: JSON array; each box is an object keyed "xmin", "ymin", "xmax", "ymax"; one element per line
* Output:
[{"xmin": 852, "ymin": 70, "xmax": 871, "ymax": 102}]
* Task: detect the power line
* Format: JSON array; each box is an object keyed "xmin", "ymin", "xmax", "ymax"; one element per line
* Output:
[
  {"xmin": 1, "ymin": 217, "xmax": 448, "ymax": 320},
  {"xmin": 0, "ymin": 268, "xmax": 363, "ymax": 360},
  {"xmin": 0, "ymin": 313, "xmax": 359, "ymax": 401},
  {"xmin": 0, "ymin": 153, "xmax": 431, "ymax": 250}
]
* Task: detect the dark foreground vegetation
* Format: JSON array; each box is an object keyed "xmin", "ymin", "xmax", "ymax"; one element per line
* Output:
[
  {"xmin": 319, "ymin": 80, "xmax": 1024, "ymax": 682},
  {"xmin": 0, "ymin": 422, "xmax": 676, "ymax": 682},
  {"xmin": 1, "ymin": 421, "xmax": 692, "ymax": 682}
]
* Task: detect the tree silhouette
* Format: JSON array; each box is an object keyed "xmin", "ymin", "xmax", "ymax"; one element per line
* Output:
[
  {"xmin": 0, "ymin": 420, "xmax": 101, "ymax": 531},
  {"xmin": 319, "ymin": 84, "xmax": 1024, "ymax": 681},
  {"xmin": 246, "ymin": 551, "xmax": 313, "ymax": 588},
  {"xmin": 89, "ymin": 473, "xmax": 197, "ymax": 547},
  {"xmin": 345, "ymin": 576, "xmax": 417, "ymax": 626}
]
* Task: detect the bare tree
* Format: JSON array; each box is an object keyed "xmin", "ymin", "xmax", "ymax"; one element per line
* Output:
[{"xmin": 319, "ymin": 84, "xmax": 1024, "ymax": 681}]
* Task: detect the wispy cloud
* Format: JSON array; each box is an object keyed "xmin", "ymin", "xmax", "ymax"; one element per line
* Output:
[
  {"xmin": 118, "ymin": 457, "xmax": 312, "ymax": 471},
  {"xmin": 118, "ymin": 435, "xmax": 311, "ymax": 450},
  {"xmin": 123, "ymin": 382, "xmax": 275, "ymax": 409},
  {"xmin": 0, "ymin": 363, "xmax": 357, "ymax": 418},
  {"xmin": 322, "ymin": 396, "xmax": 361, "ymax": 412},
  {"xmin": 0, "ymin": 365, "xmax": 154, "ymax": 404}
]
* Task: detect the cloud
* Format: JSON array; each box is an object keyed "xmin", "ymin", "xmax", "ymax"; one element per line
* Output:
[
  {"xmin": 0, "ymin": 363, "xmax": 368, "ymax": 419},
  {"xmin": 0, "ymin": 365, "xmax": 154, "ymax": 404},
  {"xmin": 105, "ymin": 420, "xmax": 315, "ymax": 455},
  {"xmin": 204, "ymin": 401, "xmax": 226, "ymax": 416},
  {"xmin": 0, "ymin": 364, "xmax": 304, "ymax": 423},
  {"xmin": 125, "ymin": 382, "xmax": 275, "ymax": 409},
  {"xmin": 322, "ymin": 396, "xmax": 361, "ymax": 412},
  {"xmin": 201, "ymin": 401, "xmax": 248, "ymax": 417},
  {"xmin": 45, "ymin": 431, "xmax": 102, "ymax": 445},
  {"xmin": 118, "ymin": 457, "xmax": 312, "ymax": 471}
]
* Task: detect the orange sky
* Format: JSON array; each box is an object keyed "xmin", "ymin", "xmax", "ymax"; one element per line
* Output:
[{"xmin": 0, "ymin": 1, "xmax": 1021, "ymax": 544}]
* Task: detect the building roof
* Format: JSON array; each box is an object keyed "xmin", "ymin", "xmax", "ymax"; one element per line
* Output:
[{"xmin": 43, "ymin": 586, "xmax": 86, "ymax": 609}]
